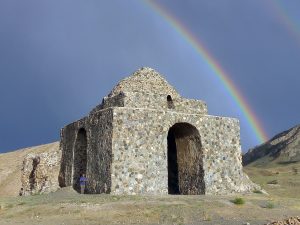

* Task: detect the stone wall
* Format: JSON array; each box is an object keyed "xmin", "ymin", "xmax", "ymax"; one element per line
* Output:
[
  {"xmin": 110, "ymin": 107, "xmax": 257, "ymax": 195},
  {"xmin": 91, "ymin": 92, "xmax": 207, "ymax": 116},
  {"xmin": 59, "ymin": 109, "xmax": 113, "ymax": 194},
  {"xmin": 86, "ymin": 109, "xmax": 113, "ymax": 194},
  {"xmin": 199, "ymin": 116, "xmax": 257, "ymax": 194},
  {"xmin": 59, "ymin": 119, "xmax": 86, "ymax": 187},
  {"xmin": 90, "ymin": 93, "xmax": 125, "ymax": 114},
  {"xmin": 123, "ymin": 92, "xmax": 207, "ymax": 115},
  {"xmin": 90, "ymin": 68, "xmax": 207, "ymax": 115}
]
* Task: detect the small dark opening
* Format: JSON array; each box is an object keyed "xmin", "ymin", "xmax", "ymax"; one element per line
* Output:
[
  {"xmin": 73, "ymin": 128, "xmax": 88, "ymax": 193},
  {"xmin": 167, "ymin": 95, "xmax": 175, "ymax": 109}
]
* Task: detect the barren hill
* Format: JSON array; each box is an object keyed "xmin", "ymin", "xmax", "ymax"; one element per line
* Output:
[
  {"xmin": 0, "ymin": 142, "xmax": 59, "ymax": 197},
  {"xmin": 243, "ymin": 124, "xmax": 300, "ymax": 166}
]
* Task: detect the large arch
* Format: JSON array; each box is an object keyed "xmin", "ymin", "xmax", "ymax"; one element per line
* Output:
[
  {"xmin": 73, "ymin": 128, "xmax": 88, "ymax": 193},
  {"xmin": 167, "ymin": 123, "xmax": 205, "ymax": 195}
]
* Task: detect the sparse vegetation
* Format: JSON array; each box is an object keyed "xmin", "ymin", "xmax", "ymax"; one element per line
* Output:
[
  {"xmin": 6, "ymin": 203, "xmax": 14, "ymax": 209},
  {"xmin": 231, "ymin": 197, "xmax": 245, "ymax": 205},
  {"xmin": 0, "ymin": 188, "xmax": 299, "ymax": 224},
  {"xmin": 292, "ymin": 167, "xmax": 298, "ymax": 175},
  {"xmin": 267, "ymin": 179, "xmax": 278, "ymax": 185},
  {"xmin": 253, "ymin": 189, "xmax": 263, "ymax": 194},
  {"xmin": 202, "ymin": 211, "xmax": 212, "ymax": 221},
  {"xmin": 244, "ymin": 161, "xmax": 300, "ymax": 198},
  {"xmin": 261, "ymin": 170, "xmax": 274, "ymax": 176},
  {"xmin": 265, "ymin": 201, "xmax": 275, "ymax": 209},
  {"xmin": 17, "ymin": 201, "xmax": 26, "ymax": 206}
]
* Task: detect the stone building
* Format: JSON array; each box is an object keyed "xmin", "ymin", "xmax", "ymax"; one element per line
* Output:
[{"xmin": 59, "ymin": 67, "xmax": 257, "ymax": 195}]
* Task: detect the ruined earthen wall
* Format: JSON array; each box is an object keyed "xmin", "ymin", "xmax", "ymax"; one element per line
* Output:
[{"xmin": 21, "ymin": 149, "xmax": 61, "ymax": 196}]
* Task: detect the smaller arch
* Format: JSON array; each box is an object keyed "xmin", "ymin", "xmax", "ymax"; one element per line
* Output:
[{"xmin": 73, "ymin": 128, "xmax": 88, "ymax": 193}]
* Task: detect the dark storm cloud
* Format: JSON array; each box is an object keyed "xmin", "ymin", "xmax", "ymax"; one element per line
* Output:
[{"xmin": 0, "ymin": 0, "xmax": 300, "ymax": 152}]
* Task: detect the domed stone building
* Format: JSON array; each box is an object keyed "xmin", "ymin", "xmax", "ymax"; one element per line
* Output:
[{"xmin": 59, "ymin": 67, "xmax": 257, "ymax": 195}]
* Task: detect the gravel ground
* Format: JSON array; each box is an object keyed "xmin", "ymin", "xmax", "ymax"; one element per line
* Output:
[{"xmin": 0, "ymin": 188, "xmax": 299, "ymax": 225}]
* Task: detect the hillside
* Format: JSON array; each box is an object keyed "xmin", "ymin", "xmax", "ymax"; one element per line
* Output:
[
  {"xmin": 243, "ymin": 124, "xmax": 300, "ymax": 199},
  {"xmin": 243, "ymin": 124, "xmax": 300, "ymax": 167},
  {"xmin": 0, "ymin": 142, "xmax": 59, "ymax": 197}
]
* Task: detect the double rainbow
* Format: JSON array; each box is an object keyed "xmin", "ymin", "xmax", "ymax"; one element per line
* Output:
[
  {"xmin": 144, "ymin": 0, "xmax": 269, "ymax": 144},
  {"xmin": 269, "ymin": 0, "xmax": 300, "ymax": 42}
]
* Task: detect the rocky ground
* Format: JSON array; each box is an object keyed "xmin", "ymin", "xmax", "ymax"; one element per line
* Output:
[{"xmin": 266, "ymin": 217, "xmax": 300, "ymax": 225}]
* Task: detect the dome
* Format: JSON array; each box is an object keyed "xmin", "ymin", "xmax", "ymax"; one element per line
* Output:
[{"xmin": 108, "ymin": 67, "xmax": 180, "ymax": 98}]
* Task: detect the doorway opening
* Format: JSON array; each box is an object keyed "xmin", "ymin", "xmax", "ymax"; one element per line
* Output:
[
  {"xmin": 73, "ymin": 128, "xmax": 87, "ymax": 193},
  {"xmin": 167, "ymin": 123, "xmax": 205, "ymax": 194}
]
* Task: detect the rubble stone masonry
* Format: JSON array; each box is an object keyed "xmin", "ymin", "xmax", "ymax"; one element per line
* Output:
[{"xmin": 59, "ymin": 67, "xmax": 258, "ymax": 195}]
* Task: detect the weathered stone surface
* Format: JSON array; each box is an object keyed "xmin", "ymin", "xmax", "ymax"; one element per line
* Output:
[
  {"xmin": 59, "ymin": 67, "xmax": 258, "ymax": 195},
  {"xmin": 20, "ymin": 147, "xmax": 61, "ymax": 196}
]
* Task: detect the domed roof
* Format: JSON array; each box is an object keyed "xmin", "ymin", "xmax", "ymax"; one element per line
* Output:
[{"xmin": 108, "ymin": 67, "xmax": 180, "ymax": 98}]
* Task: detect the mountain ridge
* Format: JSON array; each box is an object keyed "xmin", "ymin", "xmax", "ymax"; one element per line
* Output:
[{"xmin": 243, "ymin": 124, "xmax": 300, "ymax": 166}]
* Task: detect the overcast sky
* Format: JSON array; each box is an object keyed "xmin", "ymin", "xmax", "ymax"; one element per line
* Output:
[{"xmin": 1, "ymin": 0, "xmax": 300, "ymax": 153}]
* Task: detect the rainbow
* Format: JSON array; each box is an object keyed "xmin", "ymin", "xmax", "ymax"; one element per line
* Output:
[
  {"xmin": 269, "ymin": 0, "xmax": 300, "ymax": 42},
  {"xmin": 144, "ymin": 0, "xmax": 269, "ymax": 143}
]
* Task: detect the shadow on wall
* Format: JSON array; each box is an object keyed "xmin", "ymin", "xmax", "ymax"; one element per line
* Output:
[
  {"xmin": 73, "ymin": 128, "xmax": 87, "ymax": 193},
  {"xmin": 167, "ymin": 123, "xmax": 205, "ymax": 195}
]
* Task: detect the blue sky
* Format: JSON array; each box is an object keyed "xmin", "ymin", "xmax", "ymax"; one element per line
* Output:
[{"xmin": 1, "ymin": 0, "xmax": 300, "ymax": 153}]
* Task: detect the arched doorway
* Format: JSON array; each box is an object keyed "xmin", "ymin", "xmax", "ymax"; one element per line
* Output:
[
  {"xmin": 73, "ymin": 128, "xmax": 87, "ymax": 193},
  {"xmin": 167, "ymin": 123, "xmax": 205, "ymax": 195}
]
